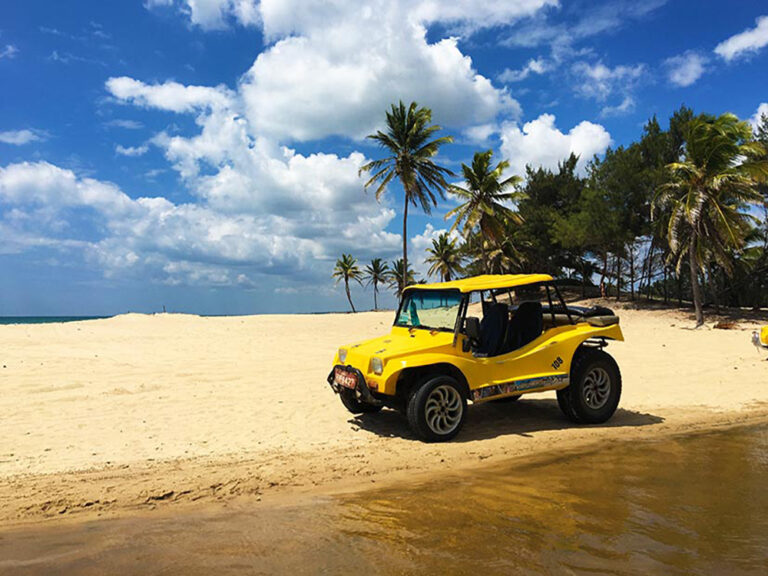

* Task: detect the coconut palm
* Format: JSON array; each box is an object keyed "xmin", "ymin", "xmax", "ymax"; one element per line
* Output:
[
  {"xmin": 364, "ymin": 258, "xmax": 389, "ymax": 311},
  {"xmin": 425, "ymin": 232, "xmax": 463, "ymax": 281},
  {"xmin": 655, "ymin": 113, "xmax": 768, "ymax": 326},
  {"xmin": 360, "ymin": 101, "xmax": 454, "ymax": 280},
  {"xmin": 388, "ymin": 258, "xmax": 417, "ymax": 298},
  {"xmin": 332, "ymin": 253, "xmax": 362, "ymax": 313},
  {"xmin": 445, "ymin": 150, "xmax": 523, "ymax": 273}
]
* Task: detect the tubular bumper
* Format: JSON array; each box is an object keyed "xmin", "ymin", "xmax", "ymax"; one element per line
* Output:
[{"xmin": 327, "ymin": 365, "xmax": 382, "ymax": 405}]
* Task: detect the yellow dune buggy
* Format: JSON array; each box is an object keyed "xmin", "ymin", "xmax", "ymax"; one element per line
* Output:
[{"xmin": 327, "ymin": 274, "xmax": 624, "ymax": 442}]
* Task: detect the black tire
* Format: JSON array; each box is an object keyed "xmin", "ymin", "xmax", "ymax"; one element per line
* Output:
[
  {"xmin": 558, "ymin": 348, "xmax": 621, "ymax": 424},
  {"xmin": 339, "ymin": 389, "xmax": 383, "ymax": 414},
  {"xmin": 407, "ymin": 375, "xmax": 467, "ymax": 442}
]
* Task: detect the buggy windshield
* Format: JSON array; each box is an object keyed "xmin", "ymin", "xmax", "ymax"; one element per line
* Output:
[{"xmin": 395, "ymin": 289, "xmax": 462, "ymax": 331}]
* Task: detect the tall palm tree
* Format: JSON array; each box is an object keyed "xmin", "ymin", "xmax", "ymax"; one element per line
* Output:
[
  {"xmin": 425, "ymin": 232, "xmax": 463, "ymax": 281},
  {"xmin": 364, "ymin": 258, "xmax": 389, "ymax": 311},
  {"xmin": 332, "ymin": 254, "xmax": 362, "ymax": 313},
  {"xmin": 360, "ymin": 101, "xmax": 454, "ymax": 279},
  {"xmin": 388, "ymin": 258, "xmax": 417, "ymax": 298},
  {"xmin": 445, "ymin": 150, "xmax": 523, "ymax": 273},
  {"xmin": 655, "ymin": 113, "xmax": 768, "ymax": 326}
]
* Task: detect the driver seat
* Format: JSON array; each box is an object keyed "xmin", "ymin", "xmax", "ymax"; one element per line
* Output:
[{"xmin": 473, "ymin": 302, "xmax": 508, "ymax": 357}]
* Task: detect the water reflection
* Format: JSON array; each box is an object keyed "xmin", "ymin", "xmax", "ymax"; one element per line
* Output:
[{"xmin": 1, "ymin": 426, "xmax": 766, "ymax": 575}]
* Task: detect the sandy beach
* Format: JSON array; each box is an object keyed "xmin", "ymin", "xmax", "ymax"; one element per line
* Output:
[{"xmin": 1, "ymin": 303, "xmax": 767, "ymax": 528}]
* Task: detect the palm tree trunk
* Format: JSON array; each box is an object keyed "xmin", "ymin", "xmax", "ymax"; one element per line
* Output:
[
  {"xmin": 345, "ymin": 279, "xmax": 356, "ymax": 313},
  {"xmin": 689, "ymin": 236, "xmax": 704, "ymax": 327},
  {"xmin": 373, "ymin": 282, "xmax": 378, "ymax": 311},
  {"xmin": 402, "ymin": 196, "xmax": 409, "ymax": 285}
]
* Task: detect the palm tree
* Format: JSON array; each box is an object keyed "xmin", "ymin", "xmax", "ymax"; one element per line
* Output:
[
  {"xmin": 388, "ymin": 258, "xmax": 417, "ymax": 298},
  {"xmin": 360, "ymin": 101, "xmax": 454, "ymax": 279},
  {"xmin": 364, "ymin": 258, "xmax": 389, "ymax": 310},
  {"xmin": 425, "ymin": 232, "xmax": 463, "ymax": 281},
  {"xmin": 332, "ymin": 254, "xmax": 362, "ymax": 313},
  {"xmin": 445, "ymin": 150, "xmax": 523, "ymax": 273},
  {"xmin": 655, "ymin": 113, "xmax": 768, "ymax": 326}
]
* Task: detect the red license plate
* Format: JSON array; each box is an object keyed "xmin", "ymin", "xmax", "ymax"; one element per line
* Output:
[{"xmin": 334, "ymin": 367, "xmax": 357, "ymax": 389}]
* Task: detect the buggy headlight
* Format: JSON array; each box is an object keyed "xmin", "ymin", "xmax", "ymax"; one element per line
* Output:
[
  {"xmin": 338, "ymin": 348, "xmax": 348, "ymax": 363},
  {"xmin": 371, "ymin": 357, "xmax": 384, "ymax": 375}
]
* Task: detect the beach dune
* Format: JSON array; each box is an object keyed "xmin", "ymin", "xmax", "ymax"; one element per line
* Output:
[{"xmin": 1, "ymin": 306, "xmax": 767, "ymax": 526}]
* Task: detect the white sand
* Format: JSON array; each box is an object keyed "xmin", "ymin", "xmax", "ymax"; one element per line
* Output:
[{"xmin": 1, "ymin": 305, "xmax": 767, "ymax": 525}]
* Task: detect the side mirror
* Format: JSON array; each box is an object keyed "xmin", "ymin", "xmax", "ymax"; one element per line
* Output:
[{"xmin": 465, "ymin": 316, "xmax": 481, "ymax": 341}]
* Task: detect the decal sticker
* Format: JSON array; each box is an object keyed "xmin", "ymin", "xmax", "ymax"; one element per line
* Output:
[{"xmin": 472, "ymin": 374, "xmax": 569, "ymax": 401}]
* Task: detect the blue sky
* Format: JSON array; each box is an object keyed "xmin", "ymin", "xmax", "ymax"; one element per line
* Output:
[{"xmin": 1, "ymin": 0, "xmax": 767, "ymax": 315}]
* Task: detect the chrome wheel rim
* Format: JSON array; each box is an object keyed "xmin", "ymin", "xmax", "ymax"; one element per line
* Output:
[
  {"xmin": 425, "ymin": 385, "xmax": 463, "ymax": 435},
  {"xmin": 583, "ymin": 367, "xmax": 611, "ymax": 410}
]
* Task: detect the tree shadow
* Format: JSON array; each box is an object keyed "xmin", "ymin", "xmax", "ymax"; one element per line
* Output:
[{"xmin": 348, "ymin": 398, "xmax": 665, "ymax": 443}]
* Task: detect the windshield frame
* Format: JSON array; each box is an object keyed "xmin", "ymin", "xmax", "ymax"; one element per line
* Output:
[{"xmin": 393, "ymin": 288, "xmax": 464, "ymax": 333}]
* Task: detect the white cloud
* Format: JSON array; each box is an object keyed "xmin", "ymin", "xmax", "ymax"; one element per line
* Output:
[
  {"xmin": 571, "ymin": 61, "xmax": 646, "ymax": 101},
  {"xmin": 115, "ymin": 144, "xmax": 149, "ymax": 157},
  {"xmin": 145, "ymin": 0, "xmax": 260, "ymax": 30},
  {"xmin": 664, "ymin": 51, "xmax": 708, "ymax": 87},
  {"xmin": 715, "ymin": 15, "xmax": 768, "ymax": 61},
  {"xmin": 259, "ymin": 0, "xmax": 557, "ymax": 39},
  {"xmin": 0, "ymin": 160, "xmax": 399, "ymax": 286},
  {"xmin": 106, "ymin": 77, "xmax": 234, "ymax": 113},
  {"xmin": 0, "ymin": 44, "xmax": 18, "ymax": 59},
  {"xmin": 751, "ymin": 103, "xmax": 768, "ymax": 130},
  {"xmin": 601, "ymin": 96, "xmax": 635, "ymax": 118},
  {"xmin": 0, "ymin": 129, "xmax": 46, "ymax": 145},
  {"xmin": 463, "ymin": 123, "xmax": 498, "ymax": 144},
  {"xmin": 104, "ymin": 119, "xmax": 144, "ymax": 130},
  {"xmin": 498, "ymin": 57, "xmax": 548, "ymax": 83},
  {"xmin": 500, "ymin": 114, "xmax": 612, "ymax": 176},
  {"xmin": 240, "ymin": 2, "xmax": 521, "ymax": 142}
]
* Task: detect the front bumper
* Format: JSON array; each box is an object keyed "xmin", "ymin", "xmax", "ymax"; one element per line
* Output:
[{"xmin": 327, "ymin": 365, "xmax": 382, "ymax": 405}]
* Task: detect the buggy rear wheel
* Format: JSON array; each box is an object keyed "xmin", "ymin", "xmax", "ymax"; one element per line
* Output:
[{"xmin": 558, "ymin": 348, "xmax": 621, "ymax": 424}]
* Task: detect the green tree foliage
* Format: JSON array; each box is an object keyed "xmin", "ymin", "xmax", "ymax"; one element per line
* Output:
[
  {"xmin": 364, "ymin": 258, "xmax": 389, "ymax": 311},
  {"xmin": 388, "ymin": 258, "xmax": 417, "ymax": 297},
  {"xmin": 360, "ymin": 101, "xmax": 453, "ymax": 280},
  {"xmin": 655, "ymin": 113, "xmax": 768, "ymax": 325},
  {"xmin": 332, "ymin": 253, "xmax": 362, "ymax": 313},
  {"xmin": 425, "ymin": 232, "xmax": 463, "ymax": 281},
  {"xmin": 445, "ymin": 150, "xmax": 523, "ymax": 273}
]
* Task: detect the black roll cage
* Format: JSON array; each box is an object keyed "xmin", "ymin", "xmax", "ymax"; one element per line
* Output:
[{"xmin": 396, "ymin": 282, "xmax": 574, "ymax": 348}]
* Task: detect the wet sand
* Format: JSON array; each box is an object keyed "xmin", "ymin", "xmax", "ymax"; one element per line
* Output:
[
  {"xmin": 2, "ymin": 424, "xmax": 766, "ymax": 575},
  {"xmin": 1, "ymin": 303, "xmax": 767, "ymax": 527}
]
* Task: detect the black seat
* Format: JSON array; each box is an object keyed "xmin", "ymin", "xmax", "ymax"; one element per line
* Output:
[
  {"xmin": 473, "ymin": 302, "xmax": 508, "ymax": 357},
  {"xmin": 503, "ymin": 301, "xmax": 543, "ymax": 353}
]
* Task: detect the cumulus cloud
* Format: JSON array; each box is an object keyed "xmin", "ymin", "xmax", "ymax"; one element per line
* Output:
[
  {"xmin": 6, "ymin": 1, "xmax": 563, "ymax": 293},
  {"xmin": 106, "ymin": 77, "xmax": 234, "ymax": 113},
  {"xmin": 145, "ymin": 0, "xmax": 260, "ymax": 30},
  {"xmin": 241, "ymin": 1, "xmax": 522, "ymax": 142},
  {"xmin": 715, "ymin": 15, "xmax": 768, "ymax": 61},
  {"xmin": 0, "ymin": 129, "xmax": 46, "ymax": 145},
  {"xmin": 500, "ymin": 114, "xmax": 612, "ymax": 176},
  {"xmin": 664, "ymin": 51, "xmax": 708, "ymax": 87},
  {"xmin": 0, "ymin": 160, "xmax": 399, "ymax": 286}
]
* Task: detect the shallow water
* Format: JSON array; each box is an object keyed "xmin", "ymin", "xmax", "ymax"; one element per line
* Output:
[{"xmin": 2, "ymin": 425, "xmax": 767, "ymax": 575}]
